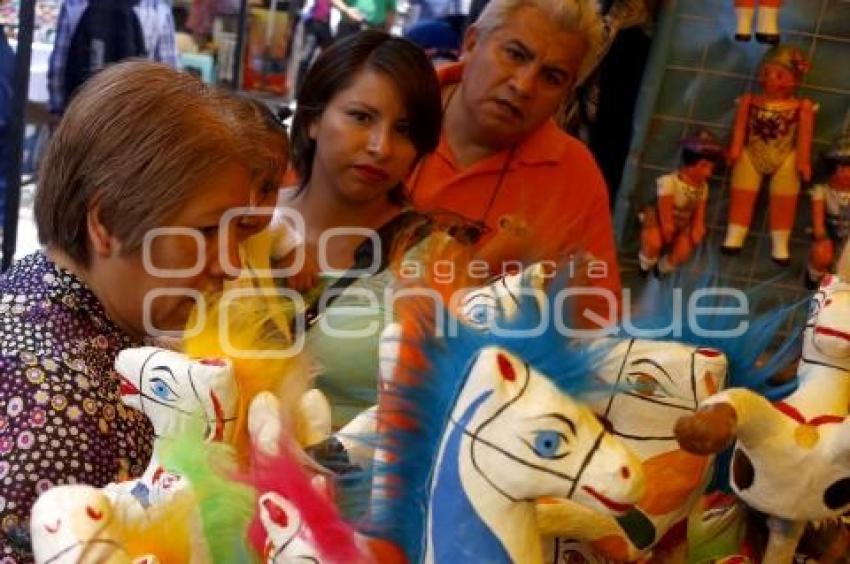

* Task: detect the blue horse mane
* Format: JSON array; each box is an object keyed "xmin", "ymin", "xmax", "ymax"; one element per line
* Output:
[
  {"xmin": 363, "ymin": 289, "xmax": 606, "ymax": 561},
  {"xmin": 615, "ymin": 259, "xmax": 807, "ymax": 494},
  {"xmin": 616, "ymin": 263, "xmax": 805, "ymax": 400}
]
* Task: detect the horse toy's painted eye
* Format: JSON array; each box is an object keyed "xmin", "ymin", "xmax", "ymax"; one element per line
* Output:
[
  {"xmin": 149, "ymin": 377, "xmax": 178, "ymax": 402},
  {"xmin": 627, "ymin": 373, "xmax": 664, "ymax": 398},
  {"xmin": 532, "ymin": 430, "xmax": 568, "ymax": 459},
  {"xmin": 466, "ymin": 303, "xmax": 495, "ymax": 326}
]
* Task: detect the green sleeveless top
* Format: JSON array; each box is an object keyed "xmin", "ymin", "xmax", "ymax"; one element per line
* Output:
[{"xmin": 301, "ymin": 210, "xmax": 428, "ymax": 428}]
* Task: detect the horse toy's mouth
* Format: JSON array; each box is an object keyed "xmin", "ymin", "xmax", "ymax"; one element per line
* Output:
[
  {"xmin": 119, "ymin": 377, "xmax": 140, "ymax": 397},
  {"xmin": 813, "ymin": 326, "xmax": 850, "ymax": 360},
  {"xmin": 815, "ymin": 325, "xmax": 850, "ymax": 343},
  {"xmin": 581, "ymin": 486, "xmax": 634, "ymax": 514},
  {"xmin": 47, "ymin": 538, "xmax": 124, "ymax": 562}
]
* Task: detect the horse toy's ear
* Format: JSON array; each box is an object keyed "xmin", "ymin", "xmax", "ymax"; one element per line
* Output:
[
  {"xmin": 193, "ymin": 357, "xmax": 233, "ymax": 385},
  {"xmin": 521, "ymin": 262, "xmax": 548, "ymax": 292},
  {"xmin": 297, "ymin": 389, "xmax": 333, "ymax": 448},
  {"xmin": 258, "ymin": 491, "xmax": 326, "ymax": 563},
  {"xmin": 259, "ymin": 491, "xmax": 300, "ymax": 538},
  {"xmin": 477, "ymin": 347, "xmax": 526, "ymax": 398}
]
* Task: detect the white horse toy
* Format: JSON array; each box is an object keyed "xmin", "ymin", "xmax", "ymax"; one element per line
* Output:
[
  {"xmin": 369, "ymin": 273, "xmax": 646, "ymax": 564},
  {"xmin": 677, "ymin": 262, "xmax": 850, "ymax": 562},
  {"xmin": 30, "ymin": 485, "xmax": 158, "ymax": 564},
  {"xmin": 33, "ymin": 346, "xmax": 338, "ymax": 563},
  {"xmin": 30, "ymin": 349, "xmax": 239, "ymax": 563},
  {"xmin": 402, "ymin": 261, "xmax": 804, "ymax": 562},
  {"xmin": 539, "ymin": 338, "xmax": 729, "ymax": 562},
  {"xmin": 379, "ymin": 262, "xmax": 729, "ymax": 561},
  {"xmin": 120, "ymin": 347, "xmax": 352, "ymax": 558},
  {"xmin": 112, "ymin": 347, "xmax": 239, "ymax": 509}
]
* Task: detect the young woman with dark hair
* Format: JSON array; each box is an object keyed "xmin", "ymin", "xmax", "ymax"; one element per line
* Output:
[{"xmin": 274, "ymin": 30, "xmax": 441, "ymax": 426}]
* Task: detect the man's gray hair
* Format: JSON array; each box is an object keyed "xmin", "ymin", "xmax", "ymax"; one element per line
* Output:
[{"xmin": 473, "ymin": 0, "xmax": 604, "ymax": 83}]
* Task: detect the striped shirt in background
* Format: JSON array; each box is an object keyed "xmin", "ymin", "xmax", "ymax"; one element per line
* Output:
[{"xmin": 47, "ymin": 0, "xmax": 177, "ymax": 114}]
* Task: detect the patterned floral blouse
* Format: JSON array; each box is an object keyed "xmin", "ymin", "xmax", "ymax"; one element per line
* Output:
[{"xmin": 0, "ymin": 252, "xmax": 154, "ymax": 562}]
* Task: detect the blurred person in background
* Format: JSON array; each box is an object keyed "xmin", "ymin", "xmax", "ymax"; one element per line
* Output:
[
  {"xmin": 296, "ymin": 0, "xmax": 334, "ymax": 94},
  {"xmin": 333, "ymin": 0, "xmax": 395, "ymax": 38},
  {"xmin": 47, "ymin": 0, "xmax": 177, "ymax": 115}
]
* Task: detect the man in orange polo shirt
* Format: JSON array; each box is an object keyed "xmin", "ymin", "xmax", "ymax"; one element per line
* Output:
[{"xmin": 409, "ymin": 0, "xmax": 621, "ymax": 327}]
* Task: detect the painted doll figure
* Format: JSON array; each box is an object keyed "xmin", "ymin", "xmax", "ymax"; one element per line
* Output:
[
  {"xmin": 734, "ymin": 0, "xmax": 782, "ymax": 44},
  {"xmin": 639, "ymin": 131, "xmax": 724, "ymax": 276},
  {"xmin": 722, "ymin": 44, "xmax": 815, "ymax": 265},
  {"xmin": 807, "ymin": 135, "xmax": 850, "ymax": 286}
]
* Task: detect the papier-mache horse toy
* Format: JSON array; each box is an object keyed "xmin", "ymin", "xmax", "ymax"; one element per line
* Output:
[
  {"xmin": 363, "ymin": 270, "xmax": 646, "ymax": 564},
  {"xmin": 676, "ymin": 244, "xmax": 850, "ymax": 562},
  {"xmin": 112, "ymin": 347, "xmax": 238, "ymax": 509},
  {"xmin": 29, "ymin": 423, "xmax": 346, "ymax": 563},
  {"xmin": 30, "ymin": 484, "xmax": 161, "ymax": 564},
  {"xmin": 29, "ymin": 419, "xmax": 253, "ymax": 564},
  {"xmin": 30, "ymin": 348, "xmax": 238, "ymax": 563},
  {"xmin": 110, "ymin": 301, "xmax": 360, "ymax": 561},
  {"xmin": 557, "ymin": 270, "xmax": 799, "ymax": 562},
  {"xmin": 537, "ymin": 336, "xmax": 731, "ymax": 561}
]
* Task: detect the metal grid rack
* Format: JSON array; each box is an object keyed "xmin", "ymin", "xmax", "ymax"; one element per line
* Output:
[{"xmin": 613, "ymin": 0, "xmax": 850, "ymax": 330}]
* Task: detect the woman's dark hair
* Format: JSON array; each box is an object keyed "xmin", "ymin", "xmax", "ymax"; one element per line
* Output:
[{"xmin": 291, "ymin": 30, "xmax": 442, "ymax": 199}]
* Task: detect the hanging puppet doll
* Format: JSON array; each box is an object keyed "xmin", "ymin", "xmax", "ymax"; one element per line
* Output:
[
  {"xmin": 638, "ymin": 131, "xmax": 724, "ymax": 276},
  {"xmin": 733, "ymin": 0, "xmax": 782, "ymax": 44},
  {"xmin": 721, "ymin": 44, "xmax": 815, "ymax": 266},
  {"xmin": 807, "ymin": 134, "xmax": 850, "ymax": 287}
]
